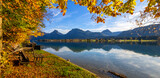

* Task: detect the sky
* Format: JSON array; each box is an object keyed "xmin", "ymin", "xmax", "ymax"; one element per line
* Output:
[{"xmin": 42, "ymin": 0, "xmax": 150, "ymax": 34}]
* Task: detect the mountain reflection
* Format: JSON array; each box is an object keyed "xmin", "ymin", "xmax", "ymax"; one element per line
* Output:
[{"xmin": 36, "ymin": 42, "xmax": 160, "ymax": 57}]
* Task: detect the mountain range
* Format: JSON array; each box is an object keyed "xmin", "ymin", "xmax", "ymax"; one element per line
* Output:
[
  {"xmin": 32, "ymin": 29, "xmax": 121, "ymax": 39},
  {"xmin": 118, "ymin": 24, "xmax": 160, "ymax": 37},
  {"xmin": 32, "ymin": 24, "xmax": 160, "ymax": 40}
]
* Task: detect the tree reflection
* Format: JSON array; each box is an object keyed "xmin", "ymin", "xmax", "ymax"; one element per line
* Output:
[{"xmin": 37, "ymin": 42, "xmax": 160, "ymax": 57}]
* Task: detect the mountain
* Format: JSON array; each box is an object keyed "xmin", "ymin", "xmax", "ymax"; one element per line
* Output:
[
  {"xmin": 118, "ymin": 24, "xmax": 160, "ymax": 37},
  {"xmin": 32, "ymin": 30, "xmax": 63, "ymax": 40},
  {"xmin": 32, "ymin": 28, "xmax": 111, "ymax": 40},
  {"xmin": 101, "ymin": 29, "xmax": 121, "ymax": 36},
  {"xmin": 64, "ymin": 29, "xmax": 87, "ymax": 39},
  {"xmin": 101, "ymin": 29, "xmax": 112, "ymax": 36},
  {"xmin": 50, "ymin": 30, "xmax": 63, "ymax": 35},
  {"xmin": 112, "ymin": 32, "xmax": 122, "ymax": 36},
  {"xmin": 48, "ymin": 30, "xmax": 63, "ymax": 39},
  {"xmin": 64, "ymin": 28, "xmax": 105, "ymax": 39}
]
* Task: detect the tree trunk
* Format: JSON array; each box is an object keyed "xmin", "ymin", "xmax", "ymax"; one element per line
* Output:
[
  {"xmin": 0, "ymin": 0, "xmax": 2, "ymax": 74},
  {"xmin": 0, "ymin": 16, "xmax": 2, "ymax": 59}
]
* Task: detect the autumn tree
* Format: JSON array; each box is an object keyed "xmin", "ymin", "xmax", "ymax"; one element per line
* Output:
[{"xmin": 1, "ymin": 0, "xmax": 68, "ymax": 73}]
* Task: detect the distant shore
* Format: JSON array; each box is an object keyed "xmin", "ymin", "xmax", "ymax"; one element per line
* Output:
[{"xmin": 38, "ymin": 39, "xmax": 158, "ymax": 43}]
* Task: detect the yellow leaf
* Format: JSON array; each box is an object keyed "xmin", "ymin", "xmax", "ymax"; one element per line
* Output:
[
  {"xmin": 63, "ymin": 13, "xmax": 65, "ymax": 16},
  {"xmin": 103, "ymin": 0, "xmax": 110, "ymax": 5},
  {"xmin": 140, "ymin": 0, "xmax": 144, "ymax": 2},
  {"xmin": 101, "ymin": 14, "xmax": 104, "ymax": 17}
]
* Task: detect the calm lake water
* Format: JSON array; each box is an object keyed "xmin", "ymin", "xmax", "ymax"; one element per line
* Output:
[{"xmin": 36, "ymin": 42, "xmax": 160, "ymax": 78}]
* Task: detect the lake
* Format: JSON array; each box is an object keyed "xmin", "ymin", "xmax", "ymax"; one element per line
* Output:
[{"xmin": 36, "ymin": 42, "xmax": 160, "ymax": 78}]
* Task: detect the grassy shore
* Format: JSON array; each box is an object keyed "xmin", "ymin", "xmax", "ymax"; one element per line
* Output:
[{"xmin": 5, "ymin": 50, "xmax": 98, "ymax": 78}]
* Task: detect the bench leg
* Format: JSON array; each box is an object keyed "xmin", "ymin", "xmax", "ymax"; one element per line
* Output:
[{"xmin": 41, "ymin": 57, "xmax": 43, "ymax": 63}]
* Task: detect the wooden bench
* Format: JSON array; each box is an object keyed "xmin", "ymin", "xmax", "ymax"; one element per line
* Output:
[
  {"xmin": 34, "ymin": 45, "xmax": 41, "ymax": 50},
  {"xmin": 33, "ymin": 53, "xmax": 44, "ymax": 64},
  {"xmin": 22, "ymin": 47, "xmax": 34, "ymax": 52},
  {"xmin": 9, "ymin": 46, "xmax": 44, "ymax": 65},
  {"xmin": 8, "ymin": 47, "xmax": 29, "ymax": 65},
  {"xmin": 10, "ymin": 50, "xmax": 30, "ymax": 66},
  {"xmin": 19, "ymin": 51, "xmax": 29, "ymax": 65}
]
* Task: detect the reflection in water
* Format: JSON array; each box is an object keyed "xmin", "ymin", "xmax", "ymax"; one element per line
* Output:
[
  {"xmin": 36, "ymin": 42, "xmax": 160, "ymax": 78},
  {"xmin": 38, "ymin": 42, "xmax": 160, "ymax": 57}
]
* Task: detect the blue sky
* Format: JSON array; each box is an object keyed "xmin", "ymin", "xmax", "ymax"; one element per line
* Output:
[{"xmin": 42, "ymin": 0, "xmax": 149, "ymax": 34}]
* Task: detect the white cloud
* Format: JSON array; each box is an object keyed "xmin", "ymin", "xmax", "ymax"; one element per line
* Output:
[
  {"xmin": 45, "ymin": 8, "xmax": 61, "ymax": 19},
  {"xmin": 51, "ymin": 14, "xmax": 71, "ymax": 23},
  {"xmin": 81, "ymin": 13, "xmax": 90, "ymax": 17},
  {"xmin": 53, "ymin": 10, "xmax": 60, "ymax": 17},
  {"xmin": 84, "ymin": 49, "xmax": 108, "ymax": 54},
  {"xmin": 107, "ymin": 49, "xmax": 160, "ymax": 78},
  {"xmin": 43, "ymin": 46, "xmax": 72, "ymax": 53},
  {"xmin": 80, "ymin": 12, "xmax": 141, "ymax": 32},
  {"xmin": 128, "ymin": 12, "xmax": 141, "ymax": 19},
  {"xmin": 108, "ymin": 21, "xmax": 136, "ymax": 32},
  {"xmin": 84, "ymin": 26, "xmax": 108, "ymax": 32},
  {"xmin": 82, "ymin": 17, "xmax": 137, "ymax": 32},
  {"xmin": 51, "ymin": 11, "xmax": 78, "ymax": 23},
  {"xmin": 84, "ymin": 21, "xmax": 97, "ymax": 26}
]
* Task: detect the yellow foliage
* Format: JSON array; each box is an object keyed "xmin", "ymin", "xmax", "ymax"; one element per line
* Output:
[{"xmin": 140, "ymin": 0, "xmax": 144, "ymax": 2}]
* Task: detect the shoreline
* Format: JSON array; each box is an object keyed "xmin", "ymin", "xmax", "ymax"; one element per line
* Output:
[
  {"xmin": 41, "ymin": 50, "xmax": 99, "ymax": 77},
  {"xmin": 5, "ymin": 50, "xmax": 98, "ymax": 78}
]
